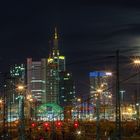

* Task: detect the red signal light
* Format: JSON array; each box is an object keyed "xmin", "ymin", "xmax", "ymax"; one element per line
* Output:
[
  {"xmin": 44, "ymin": 122, "xmax": 49, "ymax": 127},
  {"xmin": 43, "ymin": 122, "xmax": 50, "ymax": 131},
  {"xmin": 74, "ymin": 121, "xmax": 79, "ymax": 128},
  {"xmin": 31, "ymin": 123, "xmax": 36, "ymax": 128},
  {"xmin": 55, "ymin": 121, "xmax": 62, "ymax": 127}
]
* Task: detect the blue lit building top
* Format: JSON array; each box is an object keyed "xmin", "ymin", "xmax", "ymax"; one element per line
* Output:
[{"xmin": 89, "ymin": 71, "xmax": 106, "ymax": 77}]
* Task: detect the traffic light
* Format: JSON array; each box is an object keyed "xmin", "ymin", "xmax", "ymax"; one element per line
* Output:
[
  {"xmin": 74, "ymin": 121, "xmax": 79, "ymax": 129},
  {"xmin": 43, "ymin": 122, "xmax": 50, "ymax": 131},
  {"xmin": 55, "ymin": 121, "xmax": 62, "ymax": 128},
  {"xmin": 44, "ymin": 122, "xmax": 49, "ymax": 127},
  {"xmin": 31, "ymin": 122, "xmax": 36, "ymax": 128}
]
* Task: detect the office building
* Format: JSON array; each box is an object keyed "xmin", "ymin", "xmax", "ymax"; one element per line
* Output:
[
  {"xmin": 9, "ymin": 64, "xmax": 26, "ymax": 102},
  {"xmin": 46, "ymin": 28, "xmax": 65, "ymax": 104},
  {"xmin": 27, "ymin": 28, "xmax": 75, "ymax": 108},
  {"xmin": 27, "ymin": 58, "xmax": 46, "ymax": 103},
  {"xmin": 89, "ymin": 71, "xmax": 112, "ymax": 118},
  {"xmin": 59, "ymin": 71, "xmax": 76, "ymax": 107}
]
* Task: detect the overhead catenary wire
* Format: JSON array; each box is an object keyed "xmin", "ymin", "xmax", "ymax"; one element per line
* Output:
[{"xmin": 73, "ymin": 70, "xmax": 140, "ymax": 109}]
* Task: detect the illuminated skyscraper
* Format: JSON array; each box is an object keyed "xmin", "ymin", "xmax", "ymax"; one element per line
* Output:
[
  {"xmin": 46, "ymin": 28, "xmax": 65, "ymax": 104},
  {"xmin": 27, "ymin": 58, "xmax": 47, "ymax": 103},
  {"xmin": 4, "ymin": 64, "xmax": 26, "ymax": 121},
  {"xmin": 10, "ymin": 64, "xmax": 25, "ymax": 83},
  {"xmin": 9, "ymin": 64, "xmax": 25, "ymax": 103},
  {"xmin": 27, "ymin": 28, "xmax": 75, "ymax": 107}
]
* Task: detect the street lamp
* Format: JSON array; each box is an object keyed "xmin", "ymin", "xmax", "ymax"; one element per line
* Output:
[
  {"xmin": 133, "ymin": 59, "xmax": 140, "ymax": 65},
  {"xmin": 114, "ymin": 54, "xmax": 140, "ymax": 140},
  {"xmin": 26, "ymin": 94, "xmax": 38, "ymax": 124},
  {"xmin": 16, "ymin": 84, "xmax": 25, "ymax": 140},
  {"xmin": 77, "ymin": 98, "xmax": 81, "ymax": 120},
  {"xmin": 0, "ymin": 99, "xmax": 3, "ymax": 104},
  {"xmin": 17, "ymin": 85, "xmax": 25, "ymax": 91},
  {"xmin": 26, "ymin": 94, "xmax": 33, "ymax": 128},
  {"xmin": 133, "ymin": 58, "xmax": 140, "ymax": 128},
  {"xmin": 0, "ymin": 99, "xmax": 3, "ymax": 121}
]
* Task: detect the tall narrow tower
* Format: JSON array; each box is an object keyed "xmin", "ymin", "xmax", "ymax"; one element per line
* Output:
[
  {"xmin": 53, "ymin": 27, "xmax": 58, "ymax": 50},
  {"xmin": 46, "ymin": 28, "xmax": 65, "ymax": 104}
]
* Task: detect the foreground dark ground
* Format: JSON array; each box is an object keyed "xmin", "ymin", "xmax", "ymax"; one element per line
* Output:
[{"xmin": 0, "ymin": 120, "xmax": 140, "ymax": 140}]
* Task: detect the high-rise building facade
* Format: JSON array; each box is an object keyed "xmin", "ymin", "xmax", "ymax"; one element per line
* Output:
[
  {"xmin": 59, "ymin": 71, "xmax": 76, "ymax": 107},
  {"xmin": 27, "ymin": 58, "xmax": 47, "ymax": 103},
  {"xmin": 10, "ymin": 64, "xmax": 25, "ymax": 83},
  {"xmin": 4, "ymin": 64, "xmax": 26, "ymax": 121},
  {"xmin": 89, "ymin": 71, "xmax": 113, "ymax": 119},
  {"xmin": 46, "ymin": 28, "xmax": 65, "ymax": 104},
  {"xmin": 27, "ymin": 28, "xmax": 75, "ymax": 108},
  {"xmin": 89, "ymin": 71, "xmax": 112, "ymax": 105},
  {"xmin": 10, "ymin": 64, "xmax": 26, "ymax": 103}
]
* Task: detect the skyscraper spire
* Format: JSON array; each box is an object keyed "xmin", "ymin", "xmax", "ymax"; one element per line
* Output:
[
  {"xmin": 53, "ymin": 27, "xmax": 58, "ymax": 51},
  {"xmin": 54, "ymin": 27, "xmax": 58, "ymax": 40}
]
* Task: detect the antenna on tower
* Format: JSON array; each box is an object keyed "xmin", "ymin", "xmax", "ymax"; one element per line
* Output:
[
  {"xmin": 54, "ymin": 27, "xmax": 58, "ymax": 39},
  {"xmin": 53, "ymin": 27, "xmax": 59, "ymax": 50}
]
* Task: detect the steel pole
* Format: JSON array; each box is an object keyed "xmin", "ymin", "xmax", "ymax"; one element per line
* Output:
[
  {"xmin": 19, "ymin": 95, "xmax": 25, "ymax": 140},
  {"xmin": 96, "ymin": 93, "xmax": 100, "ymax": 140},
  {"xmin": 115, "ymin": 50, "xmax": 121, "ymax": 140}
]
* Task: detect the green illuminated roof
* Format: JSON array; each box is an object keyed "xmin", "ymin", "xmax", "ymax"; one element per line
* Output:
[{"xmin": 37, "ymin": 103, "xmax": 63, "ymax": 115}]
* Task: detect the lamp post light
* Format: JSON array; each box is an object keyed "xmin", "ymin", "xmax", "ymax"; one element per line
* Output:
[
  {"xmin": 107, "ymin": 94, "xmax": 112, "ymax": 120},
  {"xmin": 26, "ymin": 94, "xmax": 33, "ymax": 119},
  {"xmin": 17, "ymin": 84, "xmax": 25, "ymax": 140},
  {"xmin": 77, "ymin": 98, "xmax": 81, "ymax": 120},
  {"xmin": 136, "ymin": 103, "xmax": 140, "ymax": 128},
  {"xmin": 0, "ymin": 99, "xmax": 3, "ymax": 122},
  {"xmin": 114, "ymin": 54, "xmax": 140, "ymax": 140},
  {"xmin": 133, "ymin": 58, "xmax": 140, "ymax": 128},
  {"xmin": 133, "ymin": 59, "xmax": 140, "ymax": 65},
  {"xmin": 0, "ymin": 99, "xmax": 3, "ymax": 114},
  {"xmin": 26, "ymin": 94, "xmax": 35, "ymax": 140},
  {"xmin": 0, "ymin": 99, "xmax": 3, "ymax": 104}
]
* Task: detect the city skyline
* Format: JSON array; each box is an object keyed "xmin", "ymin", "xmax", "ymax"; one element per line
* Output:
[
  {"xmin": 0, "ymin": 0, "xmax": 140, "ymax": 97},
  {"xmin": 0, "ymin": 1, "xmax": 140, "ymax": 139},
  {"xmin": 26, "ymin": 29, "xmax": 75, "ymax": 107}
]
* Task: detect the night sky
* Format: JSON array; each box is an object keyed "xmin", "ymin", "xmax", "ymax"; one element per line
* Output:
[{"xmin": 0, "ymin": 0, "xmax": 140, "ymax": 98}]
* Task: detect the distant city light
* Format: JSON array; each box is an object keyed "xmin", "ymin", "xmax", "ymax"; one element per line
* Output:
[
  {"xmin": 105, "ymin": 72, "xmax": 112, "ymax": 76},
  {"xmin": 97, "ymin": 89, "xmax": 102, "ymax": 93},
  {"xmin": 17, "ymin": 85, "xmax": 24, "ymax": 91},
  {"xmin": 47, "ymin": 58, "xmax": 53, "ymax": 63},
  {"xmin": 133, "ymin": 59, "xmax": 140, "ymax": 64},
  {"xmin": 127, "ymin": 108, "xmax": 132, "ymax": 112},
  {"xmin": 77, "ymin": 98, "xmax": 81, "ymax": 102},
  {"xmin": 59, "ymin": 56, "xmax": 65, "ymax": 60},
  {"xmin": 76, "ymin": 130, "xmax": 81, "ymax": 135},
  {"xmin": 108, "ymin": 95, "xmax": 112, "ymax": 98},
  {"xmin": 101, "ymin": 84, "xmax": 104, "ymax": 87},
  {"xmin": 0, "ymin": 99, "xmax": 3, "ymax": 104},
  {"xmin": 67, "ymin": 73, "xmax": 70, "ymax": 76}
]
